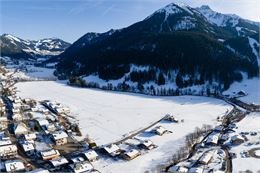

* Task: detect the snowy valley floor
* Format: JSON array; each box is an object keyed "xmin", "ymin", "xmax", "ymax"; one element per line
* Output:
[{"xmin": 15, "ymin": 81, "xmax": 232, "ymax": 173}]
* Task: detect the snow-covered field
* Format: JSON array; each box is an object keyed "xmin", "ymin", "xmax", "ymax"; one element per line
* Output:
[
  {"xmin": 15, "ymin": 81, "xmax": 232, "ymax": 173},
  {"xmin": 230, "ymin": 112, "xmax": 260, "ymax": 173},
  {"xmin": 223, "ymin": 77, "xmax": 260, "ymax": 104}
]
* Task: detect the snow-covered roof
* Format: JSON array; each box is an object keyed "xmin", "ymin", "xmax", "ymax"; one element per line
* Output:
[
  {"xmin": 104, "ymin": 144, "xmax": 120, "ymax": 154},
  {"xmin": 23, "ymin": 133, "xmax": 37, "ymax": 140},
  {"xmin": 40, "ymin": 149, "xmax": 60, "ymax": 158},
  {"xmin": 124, "ymin": 149, "xmax": 140, "ymax": 158},
  {"xmin": 206, "ymin": 132, "xmax": 220, "ymax": 144},
  {"xmin": 21, "ymin": 142, "xmax": 35, "ymax": 152},
  {"xmin": 49, "ymin": 157, "xmax": 68, "ymax": 167},
  {"xmin": 83, "ymin": 150, "xmax": 98, "ymax": 161},
  {"xmin": 152, "ymin": 126, "xmax": 167, "ymax": 134},
  {"xmin": 26, "ymin": 168, "xmax": 50, "ymax": 173},
  {"xmin": 70, "ymin": 156, "xmax": 85, "ymax": 163},
  {"xmin": 37, "ymin": 119, "xmax": 49, "ymax": 126},
  {"xmin": 0, "ymin": 139, "xmax": 12, "ymax": 146},
  {"xmin": 0, "ymin": 145, "xmax": 17, "ymax": 154},
  {"xmin": 51, "ymin": 131, "xmax": 68, "ymax": 140},
  {"xmin": 199, "ymin": 152, "xmax": 212, "ymax": 164},
  {"xmin": 231, "ymin": 134, "xmax": 244, "ymax": 141},
  {"xmin": 5, "ymin": 160, "xmax": 25, "ymax": 172},
  {"xmin": 69, "ymin": 161, "xmax": 93, "ymax": 173},
  {"xmin": 141, "ymin": 140, "xmax": 153, "ymax": 147},
  {"xmin": 13, "ymin": 123, "xmax": 28, "ymax": 134}
]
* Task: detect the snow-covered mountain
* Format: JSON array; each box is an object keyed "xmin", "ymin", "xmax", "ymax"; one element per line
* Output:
[{"xmin": 0, "ymin": 34, "xmax": 70, "ymax": 60}]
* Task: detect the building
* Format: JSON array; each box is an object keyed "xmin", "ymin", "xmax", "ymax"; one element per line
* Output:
[
  {"xmin": 40, "ymin": 149, "xmax": 60, "ymax": 160},
  {"xmin": 206, "ymin": 132, "xmax": 220, "ymax": 145},
  {"xmin": 164, "ymin": 114, "xmax": 179, "ymax": 122},
  {"xmin": 21, "ymin": 141, "xmax": 35, "ymax": 156},
  {"xmin": 49, "ymin": 157, "xmax": 68, "ymax": 168},
  {"xmin": 70, "ymin": 156, "xmax": 85, "ymax": 164},
  {"xmin": 0, "ymin": 145, "xmax": 17, "ymax": 158},
  {"xmin": 69, "ymin": 161, "xmax": 94, "ymax": 173},
  {"xmin": 0, "ymin": 117, "xmax": 8, "ymax": 130},
  {"xmin": 36, "ymin": 119, "xmax": 49, "ymax": 130},
  {"xmin": 5, "ymin": 160, "xmax": 25, "ymax": 172},
  {"xmin": 50, "ymin": 131, "xmax": 68, "ymax": 145},
  {"xmin": 198, "ymin": 152, "xmax": 213, "ymax": 165},
  {"xmin": 151, "ymin": 126, "xmax": 167, "ymax": 136},
  {"xmin": 231, "ymin": 135, "xmax": 244, "ymax": 145},
  {"xmin": 103, "ymin": 144, "xmax": 121, "ymax": 157},
  {"xmin": 82, "ymin": 150, "xmax": 99, "ymax": 162},
  {"xmin": 22, "ymin": 133, "xmax": 37, "ymax": 141},
  {"xmin": 13, "ymin": 123, "xmax": 29, "ymax": 136},
  {"xmin": 139, "ymin": 140, "xmax": 156, "ymax": 150},
  {"xmin": 12, "ymin": 113, "xmax": 23, "ymax": 121},
  {"xmin": 122, "ymin": 149, "xmax": 141, "ymax": 160},
  {"xmin": 0, "ymin": 139, "xmax": 12, "ymax": 146}
]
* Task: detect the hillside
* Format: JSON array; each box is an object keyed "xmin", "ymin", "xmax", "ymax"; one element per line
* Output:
[{"xmin": 54, "ymin": 3, "xmax": 259, "ymax": 91}]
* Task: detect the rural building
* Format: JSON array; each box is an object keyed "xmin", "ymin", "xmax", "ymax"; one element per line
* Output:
[
  {"xmin": 40, "ymin": 149, "xmax": 60, "ymax": 160},
  {"xmin": 231, "ymin": 135, "xmax": 244, "ymax": 144},
  {"xmin": 0, "ymin": 117, "xmax": 8, "ymax": 130},
  {"xmin": 36, "ymin": 119, "xmax": 49, "ymax": 129},
  {"xmin": 21, "ymin": 141, "xmax": 35, "ymax": 155},
  {"xmin": 70, "ymin": 156, "xmax": 85, "ymax": 164},
  {"xmin": 168, "ymin": 166, "xmax": 188, "ymax": 173},
  {"xmin": 139, "ymin": 140, "xmax": 156, "ymax": 150},
  {"xmin": 12, "ymin": 113, "xmax": 23, "ymax": 121},
  {"xmin": 198, "ymin": 152, "xmax": 213, "ymax": 165},
  {"xmin": 5, "ymin": 160, "xmax": 25, "ymax": 172},
  {"xmin": 22, "ymin": 133, "xmax": 37, "ymax": 141},
  {"xmin": 206, "ymin": 132, "xmax": 220, "ymax": 145},
  {"xmin": 13, "ymin": 123, "xmax": 29, "ymax": 136},
  {"xmin": 164, "ymin": 114, "xmax": 179, "ymax": 122},
  {"xmin": 49, "ymin": 157, "xmax": 68, "ymax": 168},
  {"xmin": 151, "ymin": 126, "xmax": 167, "ymax": 136},
  {"xmin": 0, "ymin": 139, "xmax": 12, "ymax": 146},
  {"xmin": 50, "ymin": 131, "xmax": 68, "ymax": 145},
  {"xmin": 103, "ymin": 144, "xmax": 121, "ymax": 157},
  {"xmin": 83, "ymin": 150, "xmax": 99, "ymax": 162},
  {"xmin": 69, "ymin": 161, "xmax": 94, "ymax": 173},
  {"xmin": 0, "ymin": 145, "xmax": 17, "ymax": 158},
  {"xmin": 122, "ymin": 149, "xmax": 141, "ymax": 160}
]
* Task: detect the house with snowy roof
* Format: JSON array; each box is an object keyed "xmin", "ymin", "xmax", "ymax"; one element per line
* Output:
[
  {"xmin": 4, "ymin": 160, "xmax": 25, "ymax": 172},
  {"xmin": 151, "ymin": 126, "xmax": 167, "ymax": 136},
  {"xmin": 0, "ymin": 145, "xmax": 17, "ymax": 159},
  {"xmin": 13, "ymin": 123, "xmax": 29, "ymax": 136},
  {"xmin": 69, "ymin": 161, "xmax": 94, "ymax": 173},
  {"xmin": 103, "ymin": 144, "xmax": 121, "ymax": 157},
  {"xmin": 50, "ymin": 131, "xmax": 68, "ymax": 145},
  {"xmin": 49, "ymin": 157, "xmax": 68, "ymax": 168},
  {"xmin": 82, "ymin": 150, "xmax": 99, "ymax": 162},
  {"xmin": 122, "ymin": 149, "xmax": 141, "ymax": 160},
  {"xmin": 139, "ymin": 140, "xmax": 156, "ymax": 150},
  {"xmin": 40, "ymin": 149, "xmax": 60, "ymax": 160}
]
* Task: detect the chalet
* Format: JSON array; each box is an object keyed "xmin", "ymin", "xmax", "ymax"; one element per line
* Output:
[
  {"xmin": 82, "ymin": 150, "xmax": 99, "ymax": 162},
  {"xmin": 0, "ymin": 139, "xmax": 12, "ymax": 146},
  {"xmin": 70, "ymin": 156, "xmax": 85, "ymax": 164},
  {"xmin": 49, "ymin": 157, "xmax": 68, "ymax": 168},
  {"xmin": 103, "ymin": 144, "xmax": 121, "ymax": 157},
  {"xmin": 0, "ymin": 117, "xmax": 8, "ymax": 130},
  {"xmin": 13, "ymin": 123, "xmax": 29, "ymax": 136},
  {"xmin": 23, "ymin": 133, "xmax": 37, "ymax": 141},
  {"xmin": 164, "ymin": 114, "xmax": 179, "ymax": 122},
  {"xmin": 151, "ymin": 126, "xmax": 167, "ymax": 136},
  {"xmin": 139, "ymin": 140, "xmax": 156, "ymax": 150},
  {"xmin": 231, "ymin": 134, "xmax": 244, "ymax": 145},
  {"xmin": 0, "ymin": 145, "xmax": 17, "ymax": 159},
  {"xmin": 27, "ymin": 168, "xmax": 50, "ymax": 173},
  {"xmin": 21, "ymin": 141, "xmax": 35, "ymax": 156},
  {"xmin": 189, "ymin": 167, "xmax": 204, "ymax": 173},
  {"xmin": 69, "ymin": 161, "xmax": 94, "ymax": 173},
  {"xmin": 206, "ymin": 132, "xmax": 220, "ymax": 145},
  {"xmin": 122, "ymin": 149, "xmax": 141, "ymax": 160},
  {"xmin": 50, "ymin": 131, "xmax": 68, "ymax": 145},
  {"xmin": 5, "ymin": 160, "xmax": 25, "ymax": 172},
  {"xmin": 40, "ymin": 149, "xmax": 60, "ymax": 160},
  {"xmin": 198, "ymin": 152, "xmax": 213, "ymax": 165}
]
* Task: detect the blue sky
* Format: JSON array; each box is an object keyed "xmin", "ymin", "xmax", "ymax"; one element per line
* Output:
[{"xmin": 1, "ymin": 0, "xmax": 259, "ymax": 43}]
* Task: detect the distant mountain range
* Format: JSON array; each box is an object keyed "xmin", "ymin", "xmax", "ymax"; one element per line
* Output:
[
  {"xmin": 0, "ymin": 34, "xmax": 70, "ymax": 60},
  {"xmin": 54, "ymin": 3, "xmax": 259, "ymax": 90}
]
